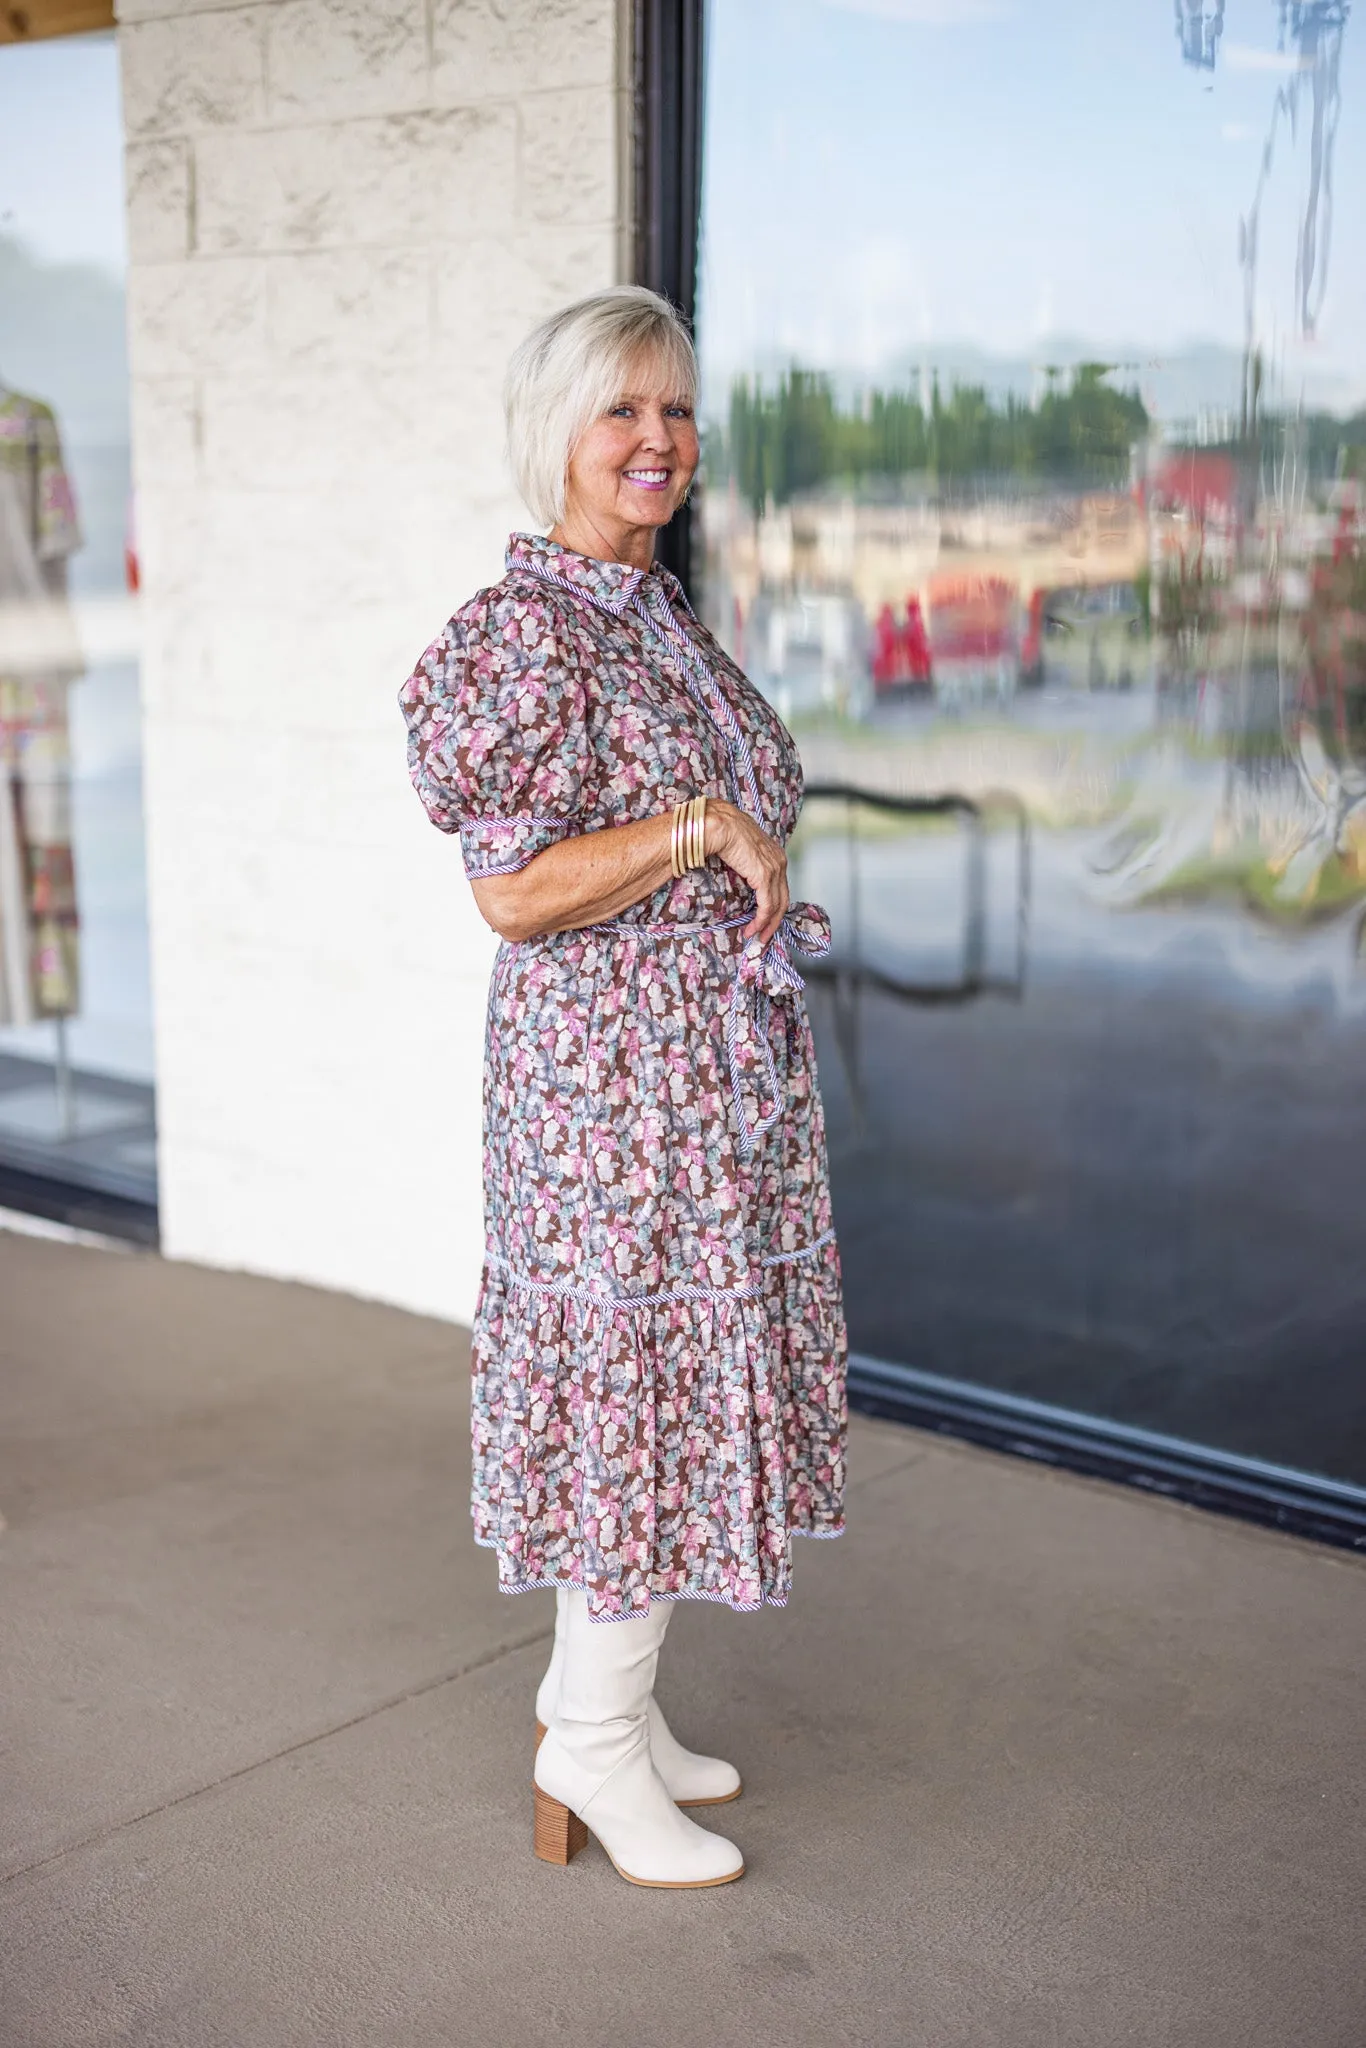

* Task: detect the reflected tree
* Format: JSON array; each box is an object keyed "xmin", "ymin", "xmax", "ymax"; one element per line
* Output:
[{"xmin": 724, "ymin": 365, "xmax": 1147, "ymax": 513}]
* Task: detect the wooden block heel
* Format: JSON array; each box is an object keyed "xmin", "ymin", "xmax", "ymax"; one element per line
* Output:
[{"xmin": 534, "ymin": 1782, "xmax": 588, "ymax": 1866}]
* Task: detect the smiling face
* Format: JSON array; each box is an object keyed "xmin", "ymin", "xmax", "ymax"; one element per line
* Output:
[{"xmin": 556, "ymin": 352, "xmax": 700, "ymax": 568}]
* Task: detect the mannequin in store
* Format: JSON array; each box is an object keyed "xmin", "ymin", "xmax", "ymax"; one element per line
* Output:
[
  {"xmin": 0, "ymin": 378, "xmax": 84, "ymax": 1113},
  {"xmin": 399, "ymin": 289, "xmax": 847, "ymax": 1889}
]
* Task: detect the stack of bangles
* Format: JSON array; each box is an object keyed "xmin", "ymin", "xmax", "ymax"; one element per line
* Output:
[{"xmin": 669, "ymin": 793, "xmax": 709, "ymax": 879}]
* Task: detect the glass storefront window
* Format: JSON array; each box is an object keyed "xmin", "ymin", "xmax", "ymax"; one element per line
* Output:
[
  {"xmin": 0, "ymin": 31, "xmax": 154, "ymax": 1228},
  {"xmin": 699, "ymin": 0, "xmax": 1366, "ymax": 1489}
]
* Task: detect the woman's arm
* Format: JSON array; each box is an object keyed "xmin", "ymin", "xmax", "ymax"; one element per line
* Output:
[{"xmin": 471, "ymin": 799, "xmax": 790, "ymax": 949}]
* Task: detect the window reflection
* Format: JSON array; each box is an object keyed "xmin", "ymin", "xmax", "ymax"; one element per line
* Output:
[
  {"xmin": 699, "ymin": 0, "xmax": 1366, "ymax": 1483},
  {"xmin": 0, "ymin": 35, "xmax": 154, "ymax": 1216}
]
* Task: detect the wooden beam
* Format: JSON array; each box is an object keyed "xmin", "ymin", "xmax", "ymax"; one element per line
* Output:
[{"xmin": 0, "ymin": 0, "xmax": 115, "ymax": 44}]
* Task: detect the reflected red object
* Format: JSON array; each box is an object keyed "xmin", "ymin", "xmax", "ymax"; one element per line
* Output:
[
  {"xmin": 125, "ymin": 495, "xmax": 139, "ymax": 593},
  {"xmin": 872, "ymin": 595, "xmax": 932, "ymax": 690},
  {"xmin": 1021, "ymin": 588, "xmax": 1046, "ymax": 672},
  {"xmin": 904, "ymin": 596, "xmax": 931, "ymax": 677},
  {"xmin": 927, "ymin": 574, "xmax": 1018, "ymax": 661},
  {"xmin": 1150, "ymin": 452, "xmax": 1236, "ymax": 516}
]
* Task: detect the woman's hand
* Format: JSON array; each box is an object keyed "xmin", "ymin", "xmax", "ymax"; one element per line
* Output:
[{"xmin": 706, "ymin": 799, "xmax": 789, "ymax": 948}]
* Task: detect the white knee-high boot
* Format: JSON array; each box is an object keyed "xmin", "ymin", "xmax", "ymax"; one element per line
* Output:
[
  {"xmin": 533, "ymin": 1591, "xmax": 745, "ymax": 1888},
  {"xmin": 535, "ymin": 1588, "xmax": 743, "ymax": 1807}
]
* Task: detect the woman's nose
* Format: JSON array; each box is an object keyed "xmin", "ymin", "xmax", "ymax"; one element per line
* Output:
[{"xmin": 637, "ymin": 411, "xmax": 674, "ymax": 451}]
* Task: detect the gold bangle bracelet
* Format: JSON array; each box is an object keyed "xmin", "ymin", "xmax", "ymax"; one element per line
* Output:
[{"xmin": 671, "ymin": 794, "xmax": 708, "ymax": 877}]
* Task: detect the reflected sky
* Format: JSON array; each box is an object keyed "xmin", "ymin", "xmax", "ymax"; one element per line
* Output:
[
  {"xmin": 0, "ymin": 35, "xmax": 125, "ymax": 273},
  {"xmin": 701, "ymin": 0, "xmax": 1366, "ymax": 411}
]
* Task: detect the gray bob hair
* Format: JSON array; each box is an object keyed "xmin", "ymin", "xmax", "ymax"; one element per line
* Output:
[{"xmin": 504, "ymin": 286, "xmax": 697, "ymax": 528}]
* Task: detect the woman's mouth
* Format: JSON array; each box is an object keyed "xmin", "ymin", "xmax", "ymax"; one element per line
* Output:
[{"xmin": 622, "ymin": 468, "xmax": 672, "ymax": 491}]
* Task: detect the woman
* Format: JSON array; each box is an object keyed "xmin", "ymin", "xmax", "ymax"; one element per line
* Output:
[{"xmin": 399, "ymin": 287, "xmax": 847, "ymax": 1890}]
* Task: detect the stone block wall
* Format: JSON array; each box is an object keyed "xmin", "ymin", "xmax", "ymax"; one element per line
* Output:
[{"xmin": 119, "ymin": 0, "xmax": 630, "ymax": 1317}]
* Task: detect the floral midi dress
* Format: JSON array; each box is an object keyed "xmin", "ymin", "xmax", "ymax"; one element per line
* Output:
[{"xmin": 400, "ymin": 533, "xmax": 847, "ymax": 1621}]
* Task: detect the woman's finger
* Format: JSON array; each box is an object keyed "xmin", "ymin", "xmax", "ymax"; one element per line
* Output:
[
  {"xmin": 743, "ymin": 860, "xmax": 773, "ymax": 942},
  {"xmin": 756, "ymin": 857, "xmax": 787, "ymax": 948},
  {"xmin": 749, "ymin": 851, "xmax": 770, "ymax": 937}
]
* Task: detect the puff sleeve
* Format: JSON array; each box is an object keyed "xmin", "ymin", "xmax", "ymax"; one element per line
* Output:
[{"xmin": 399, "ymin": 590, "xmax": 593, "ymax": 878}]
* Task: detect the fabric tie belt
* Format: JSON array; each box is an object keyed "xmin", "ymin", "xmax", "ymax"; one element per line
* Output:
[{"xmin": 597, "ymin": 901, "xmax": 832, "ymax": 1161}]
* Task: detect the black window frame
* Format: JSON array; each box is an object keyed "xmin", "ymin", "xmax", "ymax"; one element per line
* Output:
[{"xmin": 632, "ymin": 0, "xmax": 705, "ymax": 597}]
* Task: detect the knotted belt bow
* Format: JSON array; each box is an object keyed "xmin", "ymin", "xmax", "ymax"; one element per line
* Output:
[
  {"xmin": 596, "ymin": 900, "xmax": 832, "ymax": 1162},
  {"xmin": 725, "ymin": 901, "xmax": 832, "ymax": 1161}
]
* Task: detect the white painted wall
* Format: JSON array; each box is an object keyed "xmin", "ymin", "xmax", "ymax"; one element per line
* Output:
[{"xmin": 119, "ymin": 0, "xmax": 629, "ymax": 1319}]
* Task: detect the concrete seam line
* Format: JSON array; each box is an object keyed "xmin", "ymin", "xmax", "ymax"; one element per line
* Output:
[
  {"xmin": 848, "ymin": 1450, "xmax": 932, "ymax": 1493},
  {"xmin": 0, "ymin": 1623, "xmax": 553, "ymax": 1888}
]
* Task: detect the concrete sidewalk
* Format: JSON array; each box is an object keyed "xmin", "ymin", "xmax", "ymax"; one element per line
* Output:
[{"xmin": 1, "ymin": 1225, "xmax": 1363, "ymax": 2048}]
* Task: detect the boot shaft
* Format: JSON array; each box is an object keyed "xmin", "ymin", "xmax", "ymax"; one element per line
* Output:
[{"xmin": 555, "ymin": 1590, "xmax": 673, "ymax": 1731}]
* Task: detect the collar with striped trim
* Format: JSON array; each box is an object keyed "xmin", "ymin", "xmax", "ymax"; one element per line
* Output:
[{"xmin": 506, "ymin": 531, "xmax": 689, "ymax": 618}]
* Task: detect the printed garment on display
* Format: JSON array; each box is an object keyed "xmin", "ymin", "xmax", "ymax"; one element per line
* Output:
[{"xmin": 0, "ymin": 387, "xmax": 83, "ymax": 1025}]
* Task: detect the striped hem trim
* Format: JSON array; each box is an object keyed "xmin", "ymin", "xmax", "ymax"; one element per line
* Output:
[
  {"xmin": 464, "ymin": 854, "xmax": 536, "ymax": 877},
  {"xmin": 461, "ymin": 816, "xmax": 575, "ymax": 879},
  {"xmin": 484, "ymin": 1229, "xmax": 836, "ymax": 1311},
  {"xmin": 471, "ymin": 1525, "xmax": 846, "ymax": 1621},
  {"xmin": 464, "ymin": 814, "xmax": 571, "ymax": 830}
]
